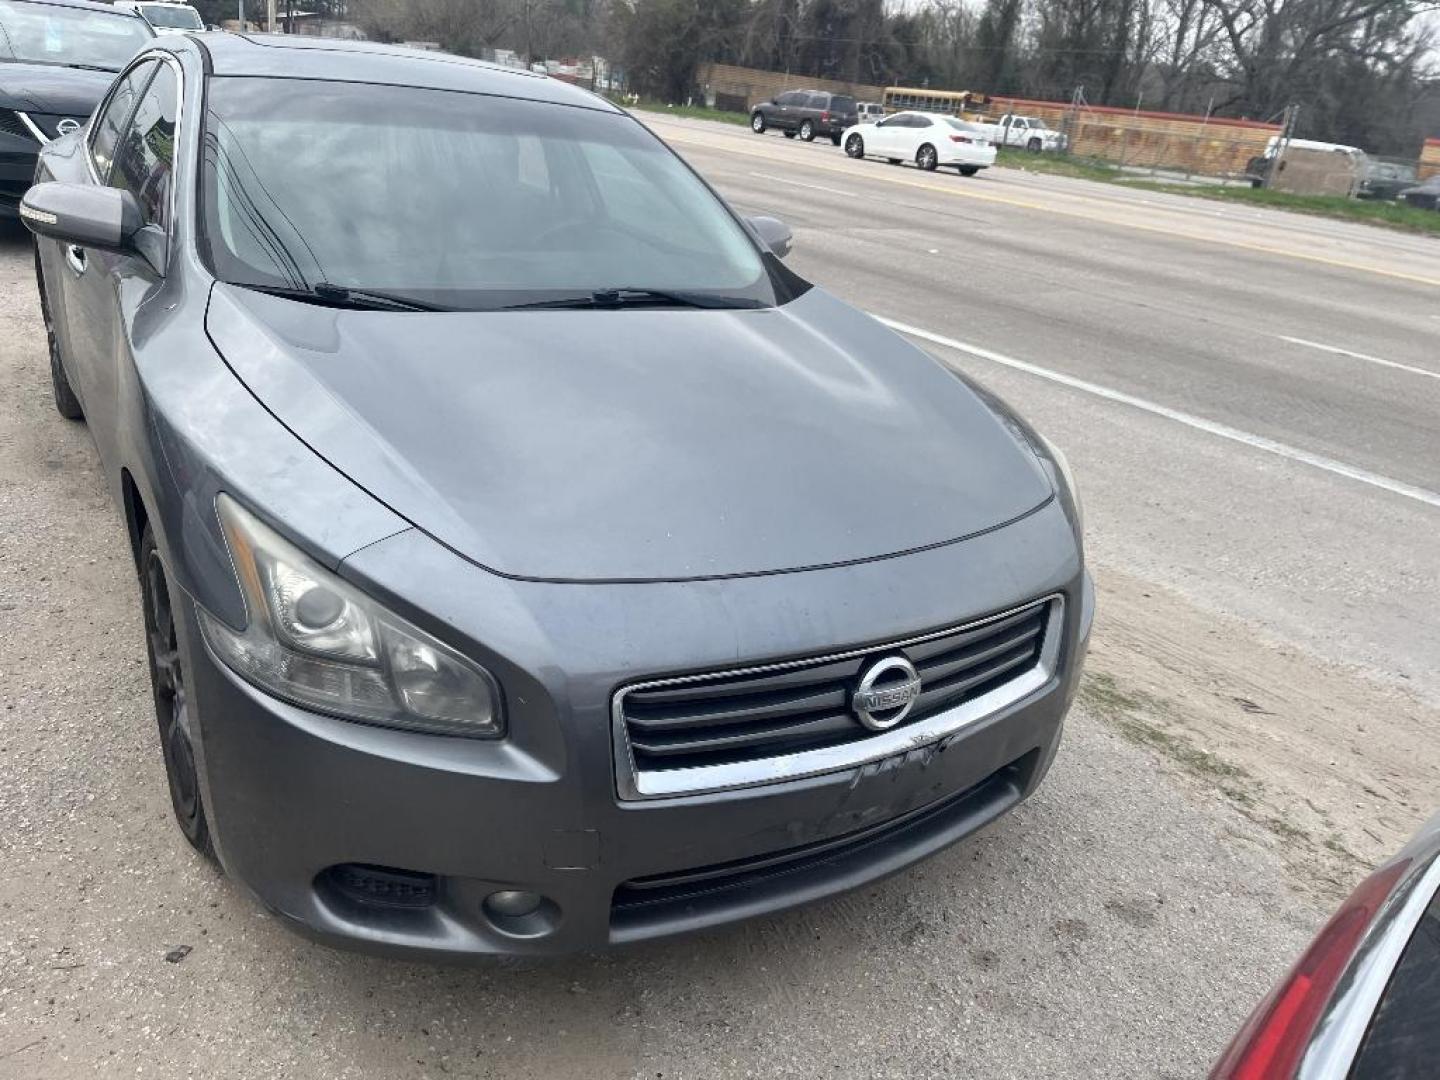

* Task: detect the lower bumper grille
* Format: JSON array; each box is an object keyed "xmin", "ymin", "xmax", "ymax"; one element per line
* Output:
[
  {"xmin": 614, "ymin": 598, "xmax": 1056, "ymax": 799},
  {"xmin": 610, "ymin": 749, "xmax": 1039, "ymax": 941}
]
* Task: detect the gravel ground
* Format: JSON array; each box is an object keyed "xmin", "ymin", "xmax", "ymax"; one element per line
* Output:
[{"xmin": 0, "ymin": 220, "xmax": 1338, "ymax": 1079}]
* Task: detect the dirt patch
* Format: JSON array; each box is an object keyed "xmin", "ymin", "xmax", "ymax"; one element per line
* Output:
[{"xmin": 1081, "ymin": 565, "xmax": 1440, "ymax": 892}]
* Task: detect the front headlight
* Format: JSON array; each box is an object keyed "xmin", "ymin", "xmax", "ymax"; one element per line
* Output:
[{"xmin": 198, "ymin": 494, "xmax": 503, "ymax": 738}]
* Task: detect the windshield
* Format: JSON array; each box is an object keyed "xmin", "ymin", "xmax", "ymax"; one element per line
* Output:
[
  {"xmin": 200, "ymin": 78, "xmax": 788, "ymax": 311},
  {"xmin": 0, "ymin": 0, "xmax": 151, "ymax": 69},
  {"xmin": 137, "ymin": 4, "xmax": 200, "ymax": 28}
]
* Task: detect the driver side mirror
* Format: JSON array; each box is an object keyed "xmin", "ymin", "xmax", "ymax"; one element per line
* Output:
[
  {"xmin": 20, "ymin": 182, "xmax": 142, "ymax": 255},
  {"xmin": 746, "ymin": 214, "xmax": 792, "ymax": 259}
]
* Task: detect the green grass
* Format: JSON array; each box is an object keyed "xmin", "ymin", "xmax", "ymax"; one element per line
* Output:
[
  {"xmin": 622, "ymin": 98, "xmax": 750, "ymax": 126},
  {"xmin": 993, "ymin": 148, "xmax": 1127, "ymax": 183},
  {"xmin": 993, "ymin": 147, "xmax": 1440, "ymax": 236},
  {"xmin": 1128, "ymin": 182, "xmax": 1440, "ymax": 236}
]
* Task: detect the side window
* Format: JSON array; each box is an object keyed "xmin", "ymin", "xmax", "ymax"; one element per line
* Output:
[
  {"xmin": 805, "ymin": 93, "xmax": 828, "ymax": 109},
  {"xmin": 778, "ymin": 91, "xmax": 804, "ymax": 107},
  {"xmin": 90, "ymin": 59, "xmax": 156, "ymax": 182},
  {"xmin": 112, "ymin": 62, "xmax": 178, "ymax": 230},
  {"xmin": 913, "ymin": 116, "xmax": 933, "ymax": 128}
]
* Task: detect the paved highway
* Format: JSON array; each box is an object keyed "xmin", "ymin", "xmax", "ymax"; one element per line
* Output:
[{"xmin": 0, "ymin": 114, "xmax": 1436, "ymax": 1078}]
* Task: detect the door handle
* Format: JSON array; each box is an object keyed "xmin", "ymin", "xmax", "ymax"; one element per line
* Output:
[{"xmin": 65, "ymin": 245, "xmax": 86, "ymax": 276}]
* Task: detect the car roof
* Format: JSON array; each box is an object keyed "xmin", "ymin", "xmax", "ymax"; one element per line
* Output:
[{"xmin": 184, "ymin": 33, "xmax": 621, "ymax": 112}]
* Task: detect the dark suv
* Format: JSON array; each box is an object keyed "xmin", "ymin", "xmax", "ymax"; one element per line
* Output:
[{"xmin": 750, "ymin": 89, "xmax": 858, "ymax": 145}]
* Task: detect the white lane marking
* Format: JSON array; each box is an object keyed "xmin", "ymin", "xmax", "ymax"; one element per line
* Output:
[
  {"xmin": 1278, "ymin": 335, "xmax": 1440, "ymax": 382},
  {"xmin": 875, "ymin": 315, "xmax": 1440, "ymax": 511},
  {"xmin": 747, "ymin": 171, "xmax": 861, "ymax": 199}
]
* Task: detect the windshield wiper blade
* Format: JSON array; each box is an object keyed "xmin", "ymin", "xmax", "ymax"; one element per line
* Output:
[
  {"xmin": 240, "ymin": 282, "xmax": 444, "ymax": 312},
  {"xmin": 60, "ymin": 62, "xmax": 117, "ymax": 72},
  {"xmin": 504, "ymin": 288, "xmax": 761, "ymax": 311}
]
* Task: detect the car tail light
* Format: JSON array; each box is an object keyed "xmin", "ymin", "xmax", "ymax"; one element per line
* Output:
[
  {"xmin": 821, "ymin": 110, "xmax": 830, "ymax": 122},
  {"xmin": 950, "ymin": 135, "xmax": 973, "ymax": 144},
  {"xmin": 1210, "ymin": 857, "xmax": 1411, "ymax": 1080}
]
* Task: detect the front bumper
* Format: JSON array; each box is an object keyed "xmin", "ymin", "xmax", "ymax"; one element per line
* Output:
[{"xmin": 177, "ymin": 505, "xmax": 1091, "ymax": 959}]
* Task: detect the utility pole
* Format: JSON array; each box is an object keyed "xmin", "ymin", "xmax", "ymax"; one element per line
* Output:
[{"xmin": 266, "ymin": 0, "xmax": 276, "ymax": 32}]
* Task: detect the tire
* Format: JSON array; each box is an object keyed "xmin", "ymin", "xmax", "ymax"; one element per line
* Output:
[
  {"xmin": 1027, "ymin": 136, "xmax": 1042, "ymax": 153},
  {"xmin": 750, "ymin": 112, "xmax": 766, "ymax": 134},
  {"xmin": 799, "ymin": 120, "xmax": 815, "ymax": 142},
  {"xmin": 845, "ymin": 134, "xmax": 865, "ymax": 159},
  {"xmin": 34, "ymin": 251, "xmax": 83, "ymax": 421},
  {"xmin": 958, "ymin": 165, "xmax": 980, "ymax": 177},
  {"xmin": 140, "ymin": 524, "xmax": 215, "ymax": 862},
  {"xmin": 917, "ymin": 143, "xmax": 938, "ymax": 171},
  {"xmin": 830, "ymin": 133, "xmax": 842, "ymax": 146}
]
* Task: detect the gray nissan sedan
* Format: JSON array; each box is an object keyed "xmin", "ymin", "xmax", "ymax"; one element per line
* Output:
[{"xmin": 21, "ymin": 34, "xmax": 1092, "ymax": 958}]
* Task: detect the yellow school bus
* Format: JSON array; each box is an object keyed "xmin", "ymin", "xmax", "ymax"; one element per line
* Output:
[{"xmin": 881, "ymin": 87, "xmax": 988, "ymax": 116}]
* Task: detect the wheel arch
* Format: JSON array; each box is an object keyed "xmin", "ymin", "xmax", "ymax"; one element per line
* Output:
[{"xmin": 121, "ymin": 468, "xmax": 151, "ymax": 567}]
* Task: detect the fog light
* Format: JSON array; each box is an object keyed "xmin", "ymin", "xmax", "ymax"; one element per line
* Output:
[{"xmin": 484, "ymin": 890, "xmax": 543, "ymax": 918}]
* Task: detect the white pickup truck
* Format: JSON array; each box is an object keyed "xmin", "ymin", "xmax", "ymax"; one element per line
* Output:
[{"xmin": 973, "ymin": 115, "xmax": 1068, "ymax": 153}]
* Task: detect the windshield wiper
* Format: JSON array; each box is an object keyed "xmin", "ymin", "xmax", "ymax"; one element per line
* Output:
[
  {"xmin": 503, "ymin": 288, "xmax": 762, "ymax": 311},
  {"xmin": 59, "ymin": 62, "xmax": 117, "ymax": 73},
  {"xmin": 240, "ymin": 282, "xmax": 445, "ymax": 312}
]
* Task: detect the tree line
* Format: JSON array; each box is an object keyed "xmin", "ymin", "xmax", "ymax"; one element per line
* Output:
[{"xmin": 344, "ymin": 0, "xmax": 1438, "ymax": 154}]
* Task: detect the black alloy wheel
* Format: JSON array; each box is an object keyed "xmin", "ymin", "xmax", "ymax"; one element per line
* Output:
[{"xmin": 140, "ymin": 525, "xmax": 214, "ymax": 859}]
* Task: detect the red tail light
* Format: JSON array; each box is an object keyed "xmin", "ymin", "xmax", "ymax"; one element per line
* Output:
[
  {"xmin": 1210, "ymin": 858, "xmax": 1411, "ymax": 1080},
  {"xmin": 950, "ymin": 135, "xmax": 973, "ymax": 144},
  {"xmin": 821, "ymin": 110, "xmax": 830, "ymax": 122}
]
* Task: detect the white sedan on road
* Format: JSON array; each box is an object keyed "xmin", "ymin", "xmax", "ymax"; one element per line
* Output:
[{"xmin": 841, "ymin": 111, "xmax": 997, "ymax": 175}]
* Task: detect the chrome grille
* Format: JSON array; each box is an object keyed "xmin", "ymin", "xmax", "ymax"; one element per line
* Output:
[{"xmin": 614, "ymin": 597, "xmax": 1059, "ymax": 800}]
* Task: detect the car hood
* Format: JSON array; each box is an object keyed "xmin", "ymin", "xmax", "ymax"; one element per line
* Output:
[
  {"xmin": 205, "ymin": 284, "xmax": 1053, "ymax": 582},
  {"xmin": 0, "ymin": 62, "xmax": 115, "ymax": 116}
]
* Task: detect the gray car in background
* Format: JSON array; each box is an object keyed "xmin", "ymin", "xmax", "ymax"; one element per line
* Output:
[{"xmin": 22, "ymin": 33, "xmax": 1091, "ymax": 959}]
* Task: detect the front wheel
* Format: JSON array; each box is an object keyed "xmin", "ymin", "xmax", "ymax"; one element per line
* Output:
[
  {"xmin": 140, "ymin": 524, "xmax": 215, "ymax": 861},
  {"xmin": 958, "ymin": 165, "xmax": 980, "ymax": 177},
  {"xmin": 917, "ymin": 143, "xmax": 938, "ymax": 171},
  {"xmin": 845, "ymin": 134, "xmax": 865, "ymax": 159},
  {"xmin": 751, "ymin": 112, "xmax": 766, "ymax": 134},
  {"xmin": 799, "ymin": 120, "xmax": 815, "ymax": 142},
  {"xmin": 1027, "ymin": 136, "xmax": 1042, "ymax": 153},
  {"xmin": 34, "ymin": 252, "xmax": 83, "ymax": 421}
]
